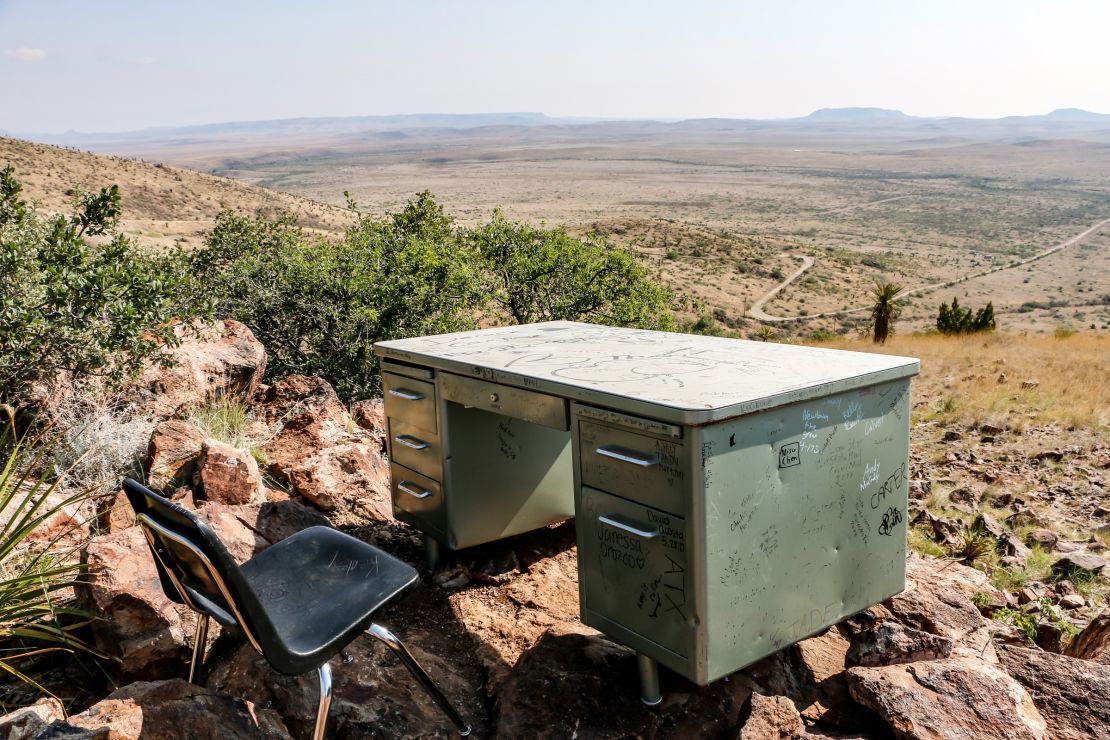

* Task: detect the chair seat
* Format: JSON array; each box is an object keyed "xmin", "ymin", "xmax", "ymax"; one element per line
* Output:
[{"xmin": 240, "ymin": 526, "xmax": 418, "ymax": 672}]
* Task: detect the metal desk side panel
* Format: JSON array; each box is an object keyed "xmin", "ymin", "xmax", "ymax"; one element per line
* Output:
[{"xmin": 701, "ymin": 378, "xmax": 911, "ymax": 683}]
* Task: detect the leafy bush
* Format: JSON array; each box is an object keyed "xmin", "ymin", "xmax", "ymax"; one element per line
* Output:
[
  {"xmin": 464, "ymin": 211, "xmax": 675, "ymax": 330},
  {"xmin": 936, "ymin": 297, "xmax": 996, "ymax": 334},
  {"xmin": 0, "ymin": 167, "xmax": 181, "ymax": 404},
  {"xmin": 181, "ymin": 196, "xmax": 677, "ymax": 400},
  {"xmin": 177, "ymin": 194, "xmax": 481, "ymax": 401}
]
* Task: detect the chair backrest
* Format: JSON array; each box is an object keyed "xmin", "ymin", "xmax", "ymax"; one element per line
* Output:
[{"xmin": 121, "ymin": 478, "xmax": 278, "ymax": 655}]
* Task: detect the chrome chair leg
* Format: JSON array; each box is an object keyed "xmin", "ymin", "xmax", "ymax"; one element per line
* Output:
[
  {"xmin": 313, "ymin": 662, "xmax": 332, "ymax": 740},
  {"xmin": 367, "ymin": 623, "xmax": 471, "ymax": 736},
  {"xmin": 188, "ymin": 615, "xmax": 209, "ymax": 684}
]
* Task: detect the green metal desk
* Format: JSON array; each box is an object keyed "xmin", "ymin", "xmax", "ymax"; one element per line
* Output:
[{"xmin": 374, "ymin": 321, "xmax": 919, "ymax": 703}]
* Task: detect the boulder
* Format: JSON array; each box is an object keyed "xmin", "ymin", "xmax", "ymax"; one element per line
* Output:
[
  {"xmin": 1052, "ymin": 552, "xmax": 1108, "ymax": 577},
  {"xmin": 884, "ymin": 554, "xmax": 1000, "ymax": 660},
  {"xmin": 846, "ymin": 622, "xmax": 953, "ymax": 668},
  {"xmin": 135, "ymin": 320, "xmax": 266, "ymax": 421},
  {"xmin": 195, "ymin": 440, "xmax": 266, "ymax": 505},
  {"xmin": 146, "ymin": 420, "xmax": 208, "ymax": 490},
  {"xmin": 287, "ymin": 442, "xmax": 390, "ymax": 516},
  {"xmin": 77, "ymin": 527, "xmax": 192, "ymax": 681},
  {"xmin": 1064, "ymin": 607, "xmax": 1110, "ymax": 663},
  {"xmin": 350, "ymin": 398, "xmax": 386, "ymax": 437},
  {"xmin": 846, "ymin": 659, "xmax": 1048, "ymax": 739},
  {"xmin": 0, "ymin": 697, "xmax": 64, "ymax": 739},
  {"xmin": 194, "ymin": 499, "xmax": 332, "ymax": 564},
  {"xmin": 1026, "ymin": 529, "xmax": 1058, "ymax": 550},
  {"xmin": 999, "ymin": 644, "xmax": 1110, "ymax": 740},
  {"xmin": 45, "ymin": 679, "xmax": 291, "ymax": 739},
  {"xmin": 735, "ymin": 692, "xmax": 806, "ymax": 739}
]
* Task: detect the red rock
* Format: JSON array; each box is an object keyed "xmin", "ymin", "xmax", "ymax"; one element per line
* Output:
[
  {"xmin": 846, "ymin": 622, "xmax": 953, "ymax": 668},
  {"xmin": 146, "ymin": 420, "xmax": 208, "ymax": 490},
  {"xmin": 735, "ymin": 692, "xmax": 805, "ymax": 739},
  {"xmin": 135, "ymin": 320, "xmax": 266, "ymax": 421},
  {"xmin": 287, "ymin": 442, "xmax": 390, "ymax": 516},
  {"xmin": 195, "ymin": 440, "xmax": 266, "ymax": 505},
  {"xmin": 999, "ymin": 645, "xmax": 1110, "ymax": 740},
  {"xmin": 1064, "ymin": 607, "xmax": 1110, "ymax": 663}
]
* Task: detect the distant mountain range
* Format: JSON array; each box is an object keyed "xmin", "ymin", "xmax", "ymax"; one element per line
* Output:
[{"xmin": 16, "ymin": 107, "xmax": 1110, "ymax": 154}]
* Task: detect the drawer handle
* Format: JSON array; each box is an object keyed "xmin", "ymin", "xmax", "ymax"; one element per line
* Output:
[
  {"xmin": 398, "ymin": 481, "xmax": 433, "ymax": 499},
  {"xmin": 596, "ymin": 446, "xmax": 658, "ymax": 467},
  {"xmin": 394, "ymin": 434, "xmax": 430, "ymax": 450},
  {"xmin": 388, "ymin": 388, "xmax": 425, "ymax": 401},
  {"xmin": 599, "ymin": 514, "xmax": 659, "ymax": 539}
]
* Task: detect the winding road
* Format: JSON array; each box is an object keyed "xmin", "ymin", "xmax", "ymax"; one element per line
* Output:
[{"xmin": 745, "ymin": 216, "xmax": 1110, "ymax": 323}]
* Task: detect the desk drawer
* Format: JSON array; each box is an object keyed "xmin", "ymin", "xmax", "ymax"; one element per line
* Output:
[
  {"xmin": 579, "ymin": 486, "xmax": 690, "ymax": 658},
  {"xmin": 387, "ymin": 418, "xmax": 443, "ymax": 482},
  {"xmin": 579, "ymin": 420, "xmax": 687, "ymax": 516},
  {"xmin": 382, "ymin": 372, "xmax": 437, "ymax": 436},
  {"xmin": 439, "ymin": 373, "xmax": 568, "ymax": 430},
  {"xmin": 389, "ymin": 462, "xmax": 446, "ymax": 538}
]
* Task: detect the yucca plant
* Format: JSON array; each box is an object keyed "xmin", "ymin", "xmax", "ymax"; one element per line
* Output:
[{"xmin": 0, "ymin": 405, "xmax": 104, "ymax": 701}]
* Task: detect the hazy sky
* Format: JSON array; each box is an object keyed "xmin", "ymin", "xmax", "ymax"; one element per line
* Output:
[{"xmin": 2, "ymin": 0, "xmax": 1108, "ymax": 133}]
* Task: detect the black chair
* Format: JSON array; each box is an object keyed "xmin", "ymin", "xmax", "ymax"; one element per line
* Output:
[{"xmin": 121, "ymin": 478, "xmax": 471, "ymax": 739}]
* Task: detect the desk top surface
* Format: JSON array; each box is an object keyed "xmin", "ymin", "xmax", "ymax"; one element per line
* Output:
[{"xmin": 374, "ymin": 322, "xmax": 919, "ymax": 424}]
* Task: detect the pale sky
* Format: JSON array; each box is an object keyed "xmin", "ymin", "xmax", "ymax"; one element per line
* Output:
[{"xmin": 2, "ymin": 0, "xmax": 1108, "ymax": 134}]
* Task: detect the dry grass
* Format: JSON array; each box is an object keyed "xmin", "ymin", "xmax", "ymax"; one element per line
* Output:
[{"xmin": 818, "ymin": 332, "xmax": 1110, "ymax": 432}]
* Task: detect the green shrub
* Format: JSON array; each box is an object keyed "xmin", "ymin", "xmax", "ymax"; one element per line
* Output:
[
  {"xmin": 0, "ymin": 407, "xmax": 104, "ymax": 695},
  {"xmin": 936, "ymin": 297, "xmax": 996, "ymax": 335},
  {"xmin": 177, "ymin": 194, "xmax": 481, "ymax": 401},
  {"xmin": 0, "ymin": 167, "xmax": 182, "ymax": 403},
  {"xmin": 464, "ymin": 211, "xmax": 675, "ymax": 330}
]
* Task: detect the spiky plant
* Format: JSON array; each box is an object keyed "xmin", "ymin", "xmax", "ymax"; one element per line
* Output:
[
  {"xmin": 870, "ymin": 280, "xmax": 905, "ymax": 344},
  {"xmin": 0, "ymin": 406, "xmax": 103, "ymax": 700}
]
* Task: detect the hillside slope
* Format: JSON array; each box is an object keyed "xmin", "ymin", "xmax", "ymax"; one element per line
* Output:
[{"xmin": 0, "ymin": 136, "xmax": 354, "ymax": 249}]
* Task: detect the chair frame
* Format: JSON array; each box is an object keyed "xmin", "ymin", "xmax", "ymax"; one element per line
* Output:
[{"xmin": 132, "ymin": 504, "xmax": 470, "ymax": 738}]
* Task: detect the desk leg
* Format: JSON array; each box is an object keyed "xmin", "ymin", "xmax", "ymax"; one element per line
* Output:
[
  {"xmin": 425, "ymin": 535, "xmax": 441, "ymax": 572},
  {"xmin": 637, "ymin": 653, "xmax": 662, "ymax": 706}
]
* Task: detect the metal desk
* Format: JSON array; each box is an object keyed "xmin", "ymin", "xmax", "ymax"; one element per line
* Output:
[{"xmin": 374, "ymin": 321, "xmax": 919, "ymax": 702}]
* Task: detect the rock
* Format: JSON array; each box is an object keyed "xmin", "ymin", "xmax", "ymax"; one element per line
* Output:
[
  {"xmin": 846, "ymin": 622, "xmax": 953, "ymax": 668},
  {"xmin": 979, "ymin": 423, "xmax": 1004, "ymax": 435},
  {"xmin": 973, "ymin": 512, "xmax": 1006, "ymax": 540},
  {"xmin": 1026, "ymin": 528, "xmax": 1058, "ymax": 550},
  {"xmin": 99, "ymin": 487, "xmax": 137, "ymax": 533},
  {"xmin": 884, "ymin": 554, "xmax": 1000, "ymax": 661},
  {"xmin": 350, "ymin": 398, "xmax": 386, "ymax": 436},
  {"xmin": 77, "ymin": 527, "xmax": 191, "ymax": 681},
  {"xmin": 433, "ymin": 560, "xmax": 472, "ymax": 589},
  {"xmin": 1002, "ymin": 533, "xmax": 1032, "ymax": 559},
  {"xmin": 999, "ymin": 645, "xmax": 1110, "ymax": 740},
  {"xmin": 287, "ymin": 442, "xmax": 390, "ymax": 516},
  {"xmin": 1021, "ymin": 379, "xmax": 1040, "ymax": 390},
  {"xmin": 735, "ymin": 692, "xmax": 805, "ymax": 739},
  {"xmin": 997, "ymin": 372, "xmax": 1007, "ymax": 384},
  {"xmin": 788, "ymin": 626, "xmax": 855, "ymax": 727},
  {"xmin": 146, "ymin": 420, "xmax": 208, "ymax": 490},
  {"xmin": 48, "ymin": 679, "xmax": 291, "ymax": 739},
  {"xmin": 1064, "ymin": 608, "xmax": 1110, "ymax": 663},
  {"xmin": 195, "ymin": 499, "xmax": 332, "ymax": 564},
  {"xmin": 0, "ymin": 697, "xmax": 65, "ymax": 739},
  {"xmin": 471, "ymin": 549, "xmax": 523, "ymax": 585},
  {"xmin": 846, "ymin": 659, "xmax": 1048, "ymax": 739},
  {"xmin": 942, "ymin": 430, "xmax": 962, "ymax": 442},
  {"xmin": 1059, "ymin": 594, "xmax": 1085, "ymax": 609},
  {"xmin": 195, "ymin": 440, "xmax": 266, "ymax": 505},
  {"xmin": 1052, "ymin": 552, "xmax": 1108, "ymax": 577},
  {"xmin": 206, "ymin": 632, "xmax": 476, "ymax": 739},
  {"xmin": 135, "ymin": 320, "xmax": 266, "ymax": 421}
]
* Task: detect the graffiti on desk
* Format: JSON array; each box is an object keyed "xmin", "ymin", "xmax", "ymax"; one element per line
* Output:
[
  {"xmin": 638, "ymin": 554, "xmax": 687, "ymax": 620},
  {"xmin": 878, "ymin": 506, "xmax": 903, "ymax": 536}
]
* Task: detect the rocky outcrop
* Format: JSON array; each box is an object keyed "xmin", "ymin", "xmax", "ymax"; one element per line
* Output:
[
  {"xmin": 288, "ymin": 442, "xmax": 389, "ymax": 515},
  {"xmin": 1064, "ymin": 607, "xmax": 1110, "ymax": 663},
  {"xmin": 998, "ymin": 644, "xmax": 1110, "ymax": 740},
  {"xmin": 45, "ymin": 679, "xmax": 291, "ymax": 739},
  {"xmin": 0, "ymin": 697, "xmax": 64, "ymax": 739},
  {"xmin": 146, "ymin": 420, "xmax": 208, "ymax": 490},
  {"xmin": 135, "ymin": 320, "xmax": 266, "ymax": 421},
  {"xmin": 847, "ymin": 659, "xmax": 1048, "ymax": 739},
  {"xmin": 736, "ymin": 692, "xmax": 807, "ymax": 739},
  {"xmin": 846, "ymin": 622, "xmax": 954, "ymax": 668},
  {"xmin": 194, "ymin": 439, "xmax": 266, "ymax": 505},
  {"xmin": 77, "ymin": 527, "xmax": 192, "ymax": 681}
]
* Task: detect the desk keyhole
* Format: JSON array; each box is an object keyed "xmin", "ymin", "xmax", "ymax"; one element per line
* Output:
[{"xmin": 489, "ymin": 392, "xmax": 499, "ymax": 403}]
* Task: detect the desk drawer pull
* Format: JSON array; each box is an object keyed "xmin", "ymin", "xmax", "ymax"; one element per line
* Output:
[
  {"xmin": 388, "ymin": 388, "xmax": 425, "ymax": 401},
  {"xmin": 596, "ymin": 446, "xmax": 658, "ymax": 467},
  {"xmin": 394, "ymin": 434, "xmax": 430, "ymax": 450},
  {"xmin": 599, "ymin": 514, "xmax": 659, "ymax": 539},
  {"xmin": 398, "ymin": 480, "xmax": 433, "ymax": 499}
]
